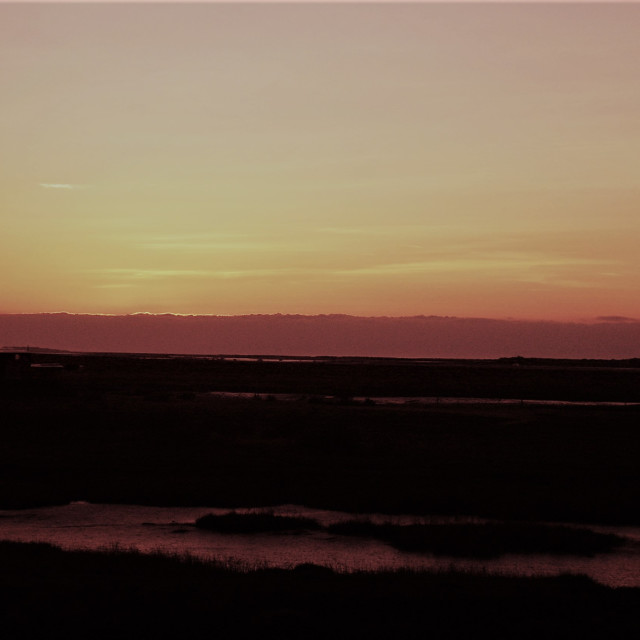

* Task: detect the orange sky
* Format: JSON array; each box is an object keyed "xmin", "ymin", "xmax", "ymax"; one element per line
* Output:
[{"xmin": 1, "ymin": 2, "xmax": 639, "ymax": 321}]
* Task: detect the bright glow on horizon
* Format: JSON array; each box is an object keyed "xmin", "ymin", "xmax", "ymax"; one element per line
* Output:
[{"xmin": 2, "ymin": 3, "xmax": 640, "ymax": 321}]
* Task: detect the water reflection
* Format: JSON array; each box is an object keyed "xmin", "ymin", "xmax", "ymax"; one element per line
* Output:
[
  {"xmin": 208, "ymin": 391, "xmax": 640, "ymax": 407},
  {"xmin": 1, "ymin": 502, "xmax": 639, "ymax": 587}
]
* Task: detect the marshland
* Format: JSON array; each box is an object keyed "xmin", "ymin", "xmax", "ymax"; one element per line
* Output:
[{"xmin": 1, "ymin": 353, "xmax": 640, "ymax": 637}]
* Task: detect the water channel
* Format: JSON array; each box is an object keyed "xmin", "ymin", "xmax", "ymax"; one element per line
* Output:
[
  {"xmin": 208, "ymin": 391, "xmax": 640, "ymax": 406},
  {"xmin": 1, "ymin": 502, "xmax": 639, "ymax": 587}
]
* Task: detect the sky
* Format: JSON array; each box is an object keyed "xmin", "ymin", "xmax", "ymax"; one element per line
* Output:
[{"xmin": 1, "ymin": 2, "xmax": 639, "ymax": 321}]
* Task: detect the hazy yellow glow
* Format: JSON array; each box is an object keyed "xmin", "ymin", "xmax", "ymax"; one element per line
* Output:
[{"xmin": 1, "ymin": 3, "xmax": 639, "ymax": 320}]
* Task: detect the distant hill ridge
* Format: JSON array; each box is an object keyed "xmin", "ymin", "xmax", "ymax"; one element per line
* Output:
[
  {"xmin": 0, "ymin": 346, "xmax": 72, "ymax": 354},
  {"xmin": 1, "ymin": 313, "xmax": 639, "ymax": 359}
]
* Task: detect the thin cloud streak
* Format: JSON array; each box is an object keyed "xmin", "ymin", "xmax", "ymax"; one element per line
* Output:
[
  {"xmin": 596, "ymin": 316, "xmax": 638, "ymax": 323},
  {"xmin": 138, "ymin": 241, "xmax": 297, "ymax": 252},
  {"xmin": 92, "ymin": 267, "xmax": 306, "ymax": 283},
  {"xmin": 334, "ymin": 256, "xmax": 611, "ymax": 278},
  {"xmin": 97, "ymin": 269, "xmax": 213, "ymax": 280},
  {"xmin": 39, "ymin": 183, "xmax": 88, "ymax": 190},
  {"xmin": 90, "ymin": 253, "xmax": 613, "ymax": 288}
]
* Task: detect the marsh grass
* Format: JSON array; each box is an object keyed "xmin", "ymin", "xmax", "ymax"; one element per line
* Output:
[
  {"xmin": 1, "ymin": 541, "xmax": 638, "ymax": 640},
  {"xmin": 191, "ymin": 511, "xmax": 624, "ymax": 558}
]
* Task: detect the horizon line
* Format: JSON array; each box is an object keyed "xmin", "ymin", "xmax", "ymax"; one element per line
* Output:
[{"xmin": 0, "ymin": 312, "xmax": 638, "ymax": 324}]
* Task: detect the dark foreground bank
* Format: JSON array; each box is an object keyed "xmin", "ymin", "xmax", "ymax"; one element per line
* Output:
[{"xmin": 1, "ymin": 541, "xmax": 639, "ymax": 640}]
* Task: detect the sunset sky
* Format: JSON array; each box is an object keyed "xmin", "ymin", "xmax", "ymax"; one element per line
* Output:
[{"xmin": 1, "ymin": 2, "xmax": 639, "ymax": 321}]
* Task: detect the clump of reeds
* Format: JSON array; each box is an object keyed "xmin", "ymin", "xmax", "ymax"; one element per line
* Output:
[{"xmin": 194, "ymin": 510, "xmax": 322, "ymax": 533}]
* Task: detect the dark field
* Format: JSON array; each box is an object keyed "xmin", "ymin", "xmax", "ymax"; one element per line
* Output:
[{"xmin": 1, "ymin": 353, "xmax": 639, "ymax": 524}]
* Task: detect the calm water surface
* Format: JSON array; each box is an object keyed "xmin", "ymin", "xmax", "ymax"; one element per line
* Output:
[{"xmin": 1, "ymin": 503, "xmax": 639, "ymax": 587}]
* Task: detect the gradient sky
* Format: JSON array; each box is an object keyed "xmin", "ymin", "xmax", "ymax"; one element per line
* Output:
[{"xmin": 1, "ymin": 2, "xmax": 639, "ymax": 320}]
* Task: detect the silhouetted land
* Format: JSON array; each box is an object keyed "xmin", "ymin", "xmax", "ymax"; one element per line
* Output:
[
  {"xmin": 8, "ymin": 350, "xmax": 640, "ymax": 400},
  {"xmin": 195, "ymin": 511, "xmax": 322, "ymax": 533},
  {"xmin": 327, "ymin": 520, "xmax": 625, "ymax": 557},
  {"xmin": 1, "ymin": 353, "xmax": 639, "ymax": 524},
  {"xmin": 192, "ymin": 512, "xmax": 624, "ymax": 557},
  {"xmin": 0, "ymin": 541, "xmax": 637, "ymax": 640},
  {"xmin": 3, "ymin": 355, "xmax": 640, "ymax": 638}
]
